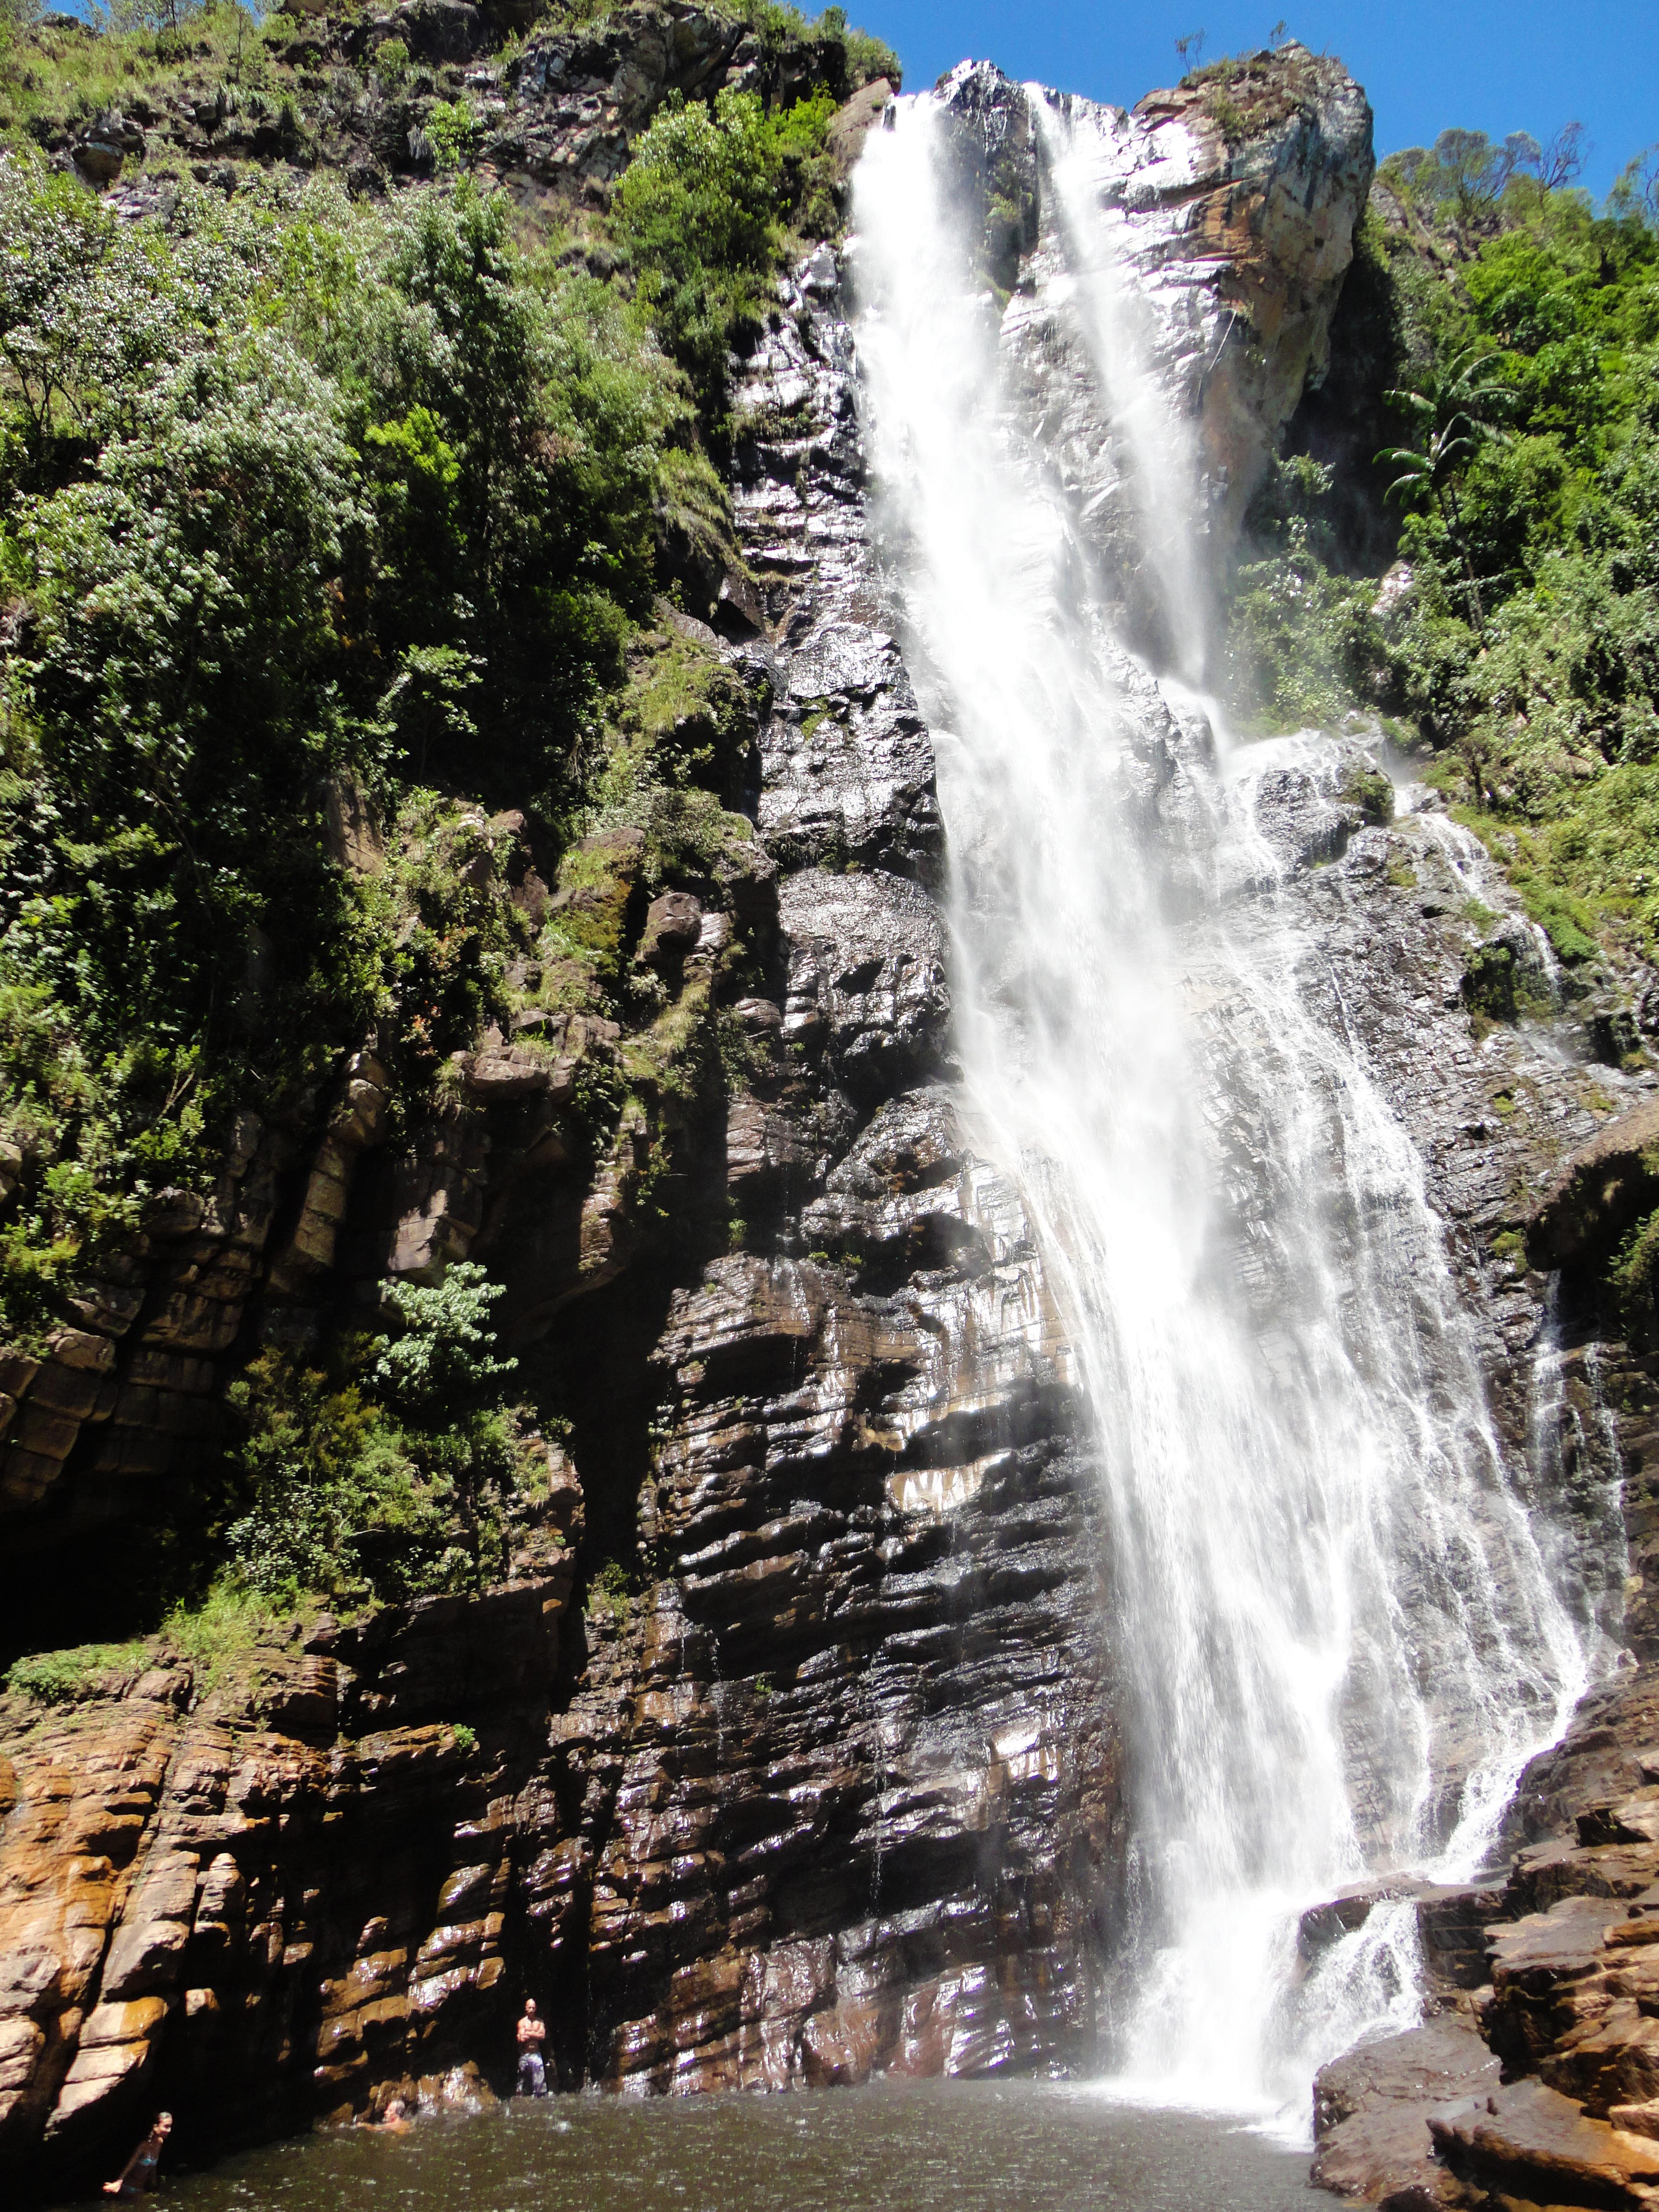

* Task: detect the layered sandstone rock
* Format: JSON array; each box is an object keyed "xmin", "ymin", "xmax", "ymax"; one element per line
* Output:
[
  {"xmin": 1311, "ymin": 2015, "xmax": 1498, "ymax": 2208},
  {"xmin": 0, "ymin": 1574, "xmax": 571, "ymax": 2188},
  {"xmin": 1307, "ymin": 1743, "xmax": 1659, "ymax": 2204}
]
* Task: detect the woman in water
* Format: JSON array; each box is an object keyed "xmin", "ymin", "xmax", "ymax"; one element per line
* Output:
[{"xmin": 103, "ymin": 2112, "xmax": 171, "ymax": 2198}]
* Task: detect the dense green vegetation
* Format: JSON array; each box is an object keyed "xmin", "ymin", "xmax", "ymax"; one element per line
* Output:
[
  {"xmin": 223, "ymin": 1263, "xmax": 547, "ymax": 1610},
  {"xmin": 0, "ymin": 162, "xmax": 673, "ymax": 1340},
  {"xmin": 1225, "ymin": 137, "xmax": 1659, "ymax": 970},
  {"xmin": 613, "ymin": 84, "xmax": 838, "ymax": 419},
  {"xmin": 0, "ymin": 0, "xmax": 889, "ymax": 1651},
  {"xmin": 0, "ymin": 1, "xmax": 872, "ymax": 1348}
]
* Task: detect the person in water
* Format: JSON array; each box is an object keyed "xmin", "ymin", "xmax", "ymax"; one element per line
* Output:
[
  {"xmin": 515, "ymin": 1997, "xmax": 548, "ymax": 2096},
  {"xmin": 103, "ymin": 2112, "xmax": 172, "ymax": 2198},
  {"xmin": 357, "ymin": 2098, "xmax": 411, "ymax": 2133}
]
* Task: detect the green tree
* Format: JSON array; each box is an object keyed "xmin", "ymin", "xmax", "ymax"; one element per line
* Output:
[
  {"xmin": 223, "ymin": 1265, "xmax": 534, "ymax": 1608},
  {"xmin": 1378, "ymin": 343, "xmax": 1514, "ymax": 622},
  {"xmin": 341, "ymin": 184, "xmax": 675, "ymax": 798},
  {"xmin": 613, "ymin": 89, "xmax": 783, "ymax": 419},
  {"xmin": 373, "ymin": 1261, "xmax": 515, "ymax": 1419}
]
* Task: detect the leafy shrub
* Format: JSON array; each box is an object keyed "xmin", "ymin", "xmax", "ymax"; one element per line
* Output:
[
  {"xmin": 586, "ymin": 1556, "xmax": 631, "ymax": 1620},
  {"xmin": 613, "ymin": 89, "xmax": 783, "ymax": 419},
  {"xmin": 1222, "ymin": 534, "xmax": 1379, "ymax": 730},
  {"xmin": 613, "ymin": 86, "xmax": 836, "ymax": 425},
  {"xmin": 421, "ymin": 97, "xmax": 479, "ymax": 173},
  {"xmin": 1518, "ymin": 881, "xmax": 1599, "ymax": 963},
  {"xmin": 842, "ymin": 25, "xmax": 899, "ymax": 88},
  {"xmin": 373, "ymin": 1263, "xmax": 516, "ymax": 1415},
  {"xmin": 224, "ymin": 1263, "xmax": 541, "ymax": 1611},
  {"xmin": 1461, "ymin": 942, "xmax": 1522, "ymax": 1022},
  {"xmin": 1612, "ymin": 1206, "xmax": 1659, "ymax": 1333}
]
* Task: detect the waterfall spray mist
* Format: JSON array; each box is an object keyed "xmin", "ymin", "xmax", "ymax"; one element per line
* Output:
[{"xmin": 850, "ymin": 83, "xmax": 1606, "ymax": 2130}]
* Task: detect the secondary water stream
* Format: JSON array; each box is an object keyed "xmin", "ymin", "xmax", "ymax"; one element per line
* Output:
[{"xmin": 848, "ymin": 81, "xmax": 1604, "ymax": 2128}]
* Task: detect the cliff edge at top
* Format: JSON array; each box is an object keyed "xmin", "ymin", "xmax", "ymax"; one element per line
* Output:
[{"xmin": 924, "ymin": 43, "xmax": 1373, "ymax": 594}]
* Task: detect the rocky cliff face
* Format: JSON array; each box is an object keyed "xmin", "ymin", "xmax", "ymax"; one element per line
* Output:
[
  {"xmin": 0, "ymin": 120, "xmax": 1133, "ymax": 2193},
  {"xmin": 1302, "ymin": 1047, "xmax": 1659, "ymax": 2212},
  {"xmin": 925, "ymin": 48, "xmax": 1372, "ymax": 665},
  {"xmin": 1121, "ymin": 46, "xmax": 1375, "ymax": 537},
  {"xmin": 10, "ymin": 34, "xmax": 1658, "ymax": 2211},
  {"xmin": 45, "ymin": 0, "xmax": 870, "ymax": 216}
]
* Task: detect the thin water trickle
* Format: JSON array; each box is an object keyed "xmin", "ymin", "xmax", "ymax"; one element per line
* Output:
[{"xmin": 850, "ymin": 86, "xmax": 1606, "ymax": 2131}]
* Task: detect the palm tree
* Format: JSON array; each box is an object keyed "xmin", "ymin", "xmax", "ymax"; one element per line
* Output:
[{"xmin": 1376, "ymin": 344, "xmax": 1512, "ymax": 625}]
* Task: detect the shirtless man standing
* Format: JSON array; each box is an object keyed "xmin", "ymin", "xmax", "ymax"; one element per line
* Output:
[{"xmin": 515, "ymin": 1998, "xmax": 548, "ymax": 2096}]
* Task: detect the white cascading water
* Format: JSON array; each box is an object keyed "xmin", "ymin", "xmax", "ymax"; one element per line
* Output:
[{"xmin": 849, "ymin": 86, "xmax": 1615, "ymax": 2129}]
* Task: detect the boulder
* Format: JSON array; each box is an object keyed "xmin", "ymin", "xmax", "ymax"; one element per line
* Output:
[
  {"xmin": 730, "ymin": 997, "xmax": 782, "ymax": 1039},
  {"xmin": 389, "ymin": 0, "xmax": 484, "ymax": 60},
  {"xmin": 636, "ymin": 890, "xmax": 704, "ymax": 968},
  {"xmin": 1429, "ymin": 2076, "xmax": 1659, "ymax": 2208},
  {"xmin": 1526, "ymin": 1096, "xmax": 1659, "ymax": 1268},
  {"xmin": 463, "ymin": 1047, "xmax": 551, "ymax": 1101},
  {"xmin": 1312, "ymin": 2016, "xmax": 1498, "ymax": 2207}
]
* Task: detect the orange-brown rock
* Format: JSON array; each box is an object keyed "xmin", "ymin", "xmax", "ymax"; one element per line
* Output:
[
  {"xmin": 1130, "ymin": 44, "xmax": 1376, "ymax": 532},
  {"xmin": 0, "ymin": 1571, "xmax": 568, "ymax": 2194}
]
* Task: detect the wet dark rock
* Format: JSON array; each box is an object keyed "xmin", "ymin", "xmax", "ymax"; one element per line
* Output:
[
  {"xmin": 1429, "ymin": 2076, "xmax": 1659, "ymax": 2209},
  {"xmin": 637, "ymin": 890, "xmax": 704, "ymax": 968},
  {"xmin": 1312, "ymin": 2016, "xmax": 1498, "ymax": 2208},
  {"xmin": 1252, "ymin": 763, "xmax": 1364, "ymax": 872},
  {"xmin": 1299, "ymin": 1879, "xmax": 1507, "ymax": 2003},
  {"xmin": 725, "ymin": 1096, "xmax": 814, "ymax": 1212},
  {"xmin": 934, "ymin": 62, "xmax": 1041, "ymax": 291},
  {"xmin": 759, "ymin": 641, "xmax": 942, "ymax": 881},
  {"xmin": 389, "ymin": 0, "xmax": 485, "ymax": 62},
  {"xmin": 732, "ymin": 996, "xmax": 783, "ymax": 1038},
  {"xmin": 1527, "ymin": 1096, "xmax": 1659, "ymax": 1269},
  {"xmin": 779, "ymin": 871, "xmax": 950, "ymax": 1099}
]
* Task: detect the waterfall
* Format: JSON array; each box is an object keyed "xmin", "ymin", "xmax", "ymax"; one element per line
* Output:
[{"xmin": 848, "ymin": 84, "xmax": 1607, "ymax": 2129}]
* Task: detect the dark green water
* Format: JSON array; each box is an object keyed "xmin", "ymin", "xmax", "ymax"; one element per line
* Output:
[{"xmin": 105, "ymin": 2081, "xmax": 1322, "ymax": 2212}]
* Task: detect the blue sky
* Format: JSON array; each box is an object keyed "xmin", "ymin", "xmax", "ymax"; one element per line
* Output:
[{"xmin": 852, "ymin": 0, "xmax": 1656, "ymax": 200}]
